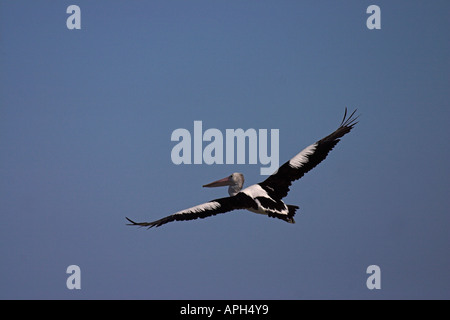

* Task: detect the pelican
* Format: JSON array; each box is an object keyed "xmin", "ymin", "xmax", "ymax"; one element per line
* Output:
[{"xmin": 126, "ymin": 109, "xmax": 358, "ymax": 228}]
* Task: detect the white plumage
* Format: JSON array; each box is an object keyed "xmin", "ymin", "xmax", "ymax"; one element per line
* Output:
[{"xmin": 289, "ymin": 143, "xmax": 317, "ymax": 169}]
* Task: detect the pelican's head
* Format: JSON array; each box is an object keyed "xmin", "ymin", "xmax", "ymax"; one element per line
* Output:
[{"xmin": 203, "ymin": 172, "xmax": 245, "ymax": 196}]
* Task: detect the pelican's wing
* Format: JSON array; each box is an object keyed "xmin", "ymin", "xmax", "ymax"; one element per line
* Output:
[
  {"xmin": 126, "ymin": 193, "xmax": 255, "ymax": 228},
  {"xmin": 259, "ymin": 108, "xmax": 358, "ymax": 200}
]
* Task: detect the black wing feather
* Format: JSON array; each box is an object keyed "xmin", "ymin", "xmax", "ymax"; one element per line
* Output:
[
  {"xmin": 260, "ymin": 108, "xmax": 358, "ymax": 199},
  {"xmin": 126, "ymin": 193, "xmax": 255, "ymax": 228}
]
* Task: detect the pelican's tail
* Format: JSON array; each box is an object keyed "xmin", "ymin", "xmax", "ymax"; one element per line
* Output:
[{"xmin": 285, "ymin": 205, "xmax": 299, "ymax": 224}]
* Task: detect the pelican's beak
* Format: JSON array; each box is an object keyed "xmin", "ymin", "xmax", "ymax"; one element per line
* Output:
[{"xmin": 203, "ymin": 176, "xmax": 231, "ymax": 188}]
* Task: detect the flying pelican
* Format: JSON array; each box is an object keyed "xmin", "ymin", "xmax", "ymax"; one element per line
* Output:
[{"xmin": 126, "ymin": 109, "xmax": 358, "ymax": 228}]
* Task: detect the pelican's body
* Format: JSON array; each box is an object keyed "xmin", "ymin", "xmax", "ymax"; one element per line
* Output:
[
  {"xmin": 126, "ymin": 109, "xmax": 358, "ymax": 228},
  {"xmin": 201, "ymin": 172, "xmax": 298, "ymax": 223}
]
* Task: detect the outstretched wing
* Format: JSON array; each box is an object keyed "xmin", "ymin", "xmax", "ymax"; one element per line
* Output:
[
  {"xmin": 259, "ymin": 108, "xmax": 358, "ymax": 200},
  {"xmin": 126, "ymin": 193, "xmax": 255, "ymax": 228}
]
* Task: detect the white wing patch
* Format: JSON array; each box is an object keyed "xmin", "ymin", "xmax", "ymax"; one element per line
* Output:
[
  {"xmin": 241, "ymin": 184, "xmax": 273, "ymax": 200},
  {"xmin": 241, "ymin": 184, "xmax": 290, "ymax": 215},
  {"xmin": 288, "ymin": 143, "xmax": 317, "ymax": 169},
  {"xmin": 174, "ymin": 201, "xmax": 221, "ymax": 215}
]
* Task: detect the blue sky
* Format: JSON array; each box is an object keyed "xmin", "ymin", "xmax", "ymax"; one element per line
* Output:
[{"xmin": 0, "ymin": 1, "xmax": 449, "ymax": 299}]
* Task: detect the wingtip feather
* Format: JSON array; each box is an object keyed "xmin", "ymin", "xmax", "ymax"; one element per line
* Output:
[{"xmin": 340, "ymin": 108, "xmax": 359, "ymax": 129}]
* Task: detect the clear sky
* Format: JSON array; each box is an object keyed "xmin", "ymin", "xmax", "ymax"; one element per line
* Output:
[{"xmin": 1, "ymin": 0, "xmax": 449, "ymax": 299}]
